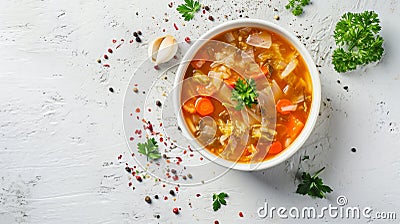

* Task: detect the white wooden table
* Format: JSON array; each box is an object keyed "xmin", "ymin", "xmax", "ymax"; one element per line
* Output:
[{"xmin": 1, "ymin": 0, "xmax": 399, "ymax": 223}]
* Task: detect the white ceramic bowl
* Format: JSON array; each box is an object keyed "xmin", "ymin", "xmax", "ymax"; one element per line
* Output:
[{"xmin": 174, "ymin": 19, "xmax": 321, "ymax": 171}]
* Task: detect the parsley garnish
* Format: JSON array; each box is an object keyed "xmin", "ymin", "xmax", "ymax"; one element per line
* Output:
[
  {"xmin": 212, "ymin": 192, "xmax": 228, "ymax": 211},
  {"xmin": 137, "ymin": 138, "xmax": 161, "ymax": 160},
  {"xmin": 296, "ymin": 167, "xmax": 333, "ymax": 199},
  {"xmin": 176, "ymin": 0, "xmax": 201, "ymax": 21},
  {"xmin": 332, "ymin": 11, "xmax": 384, "ymax": 73},
  {"xmin": 231, "ymin": 78, "xmax": 258, "ymax": 110},
  {"xmin": 285, "ymin": 0, "xmax": 311, "ymax": 16}
]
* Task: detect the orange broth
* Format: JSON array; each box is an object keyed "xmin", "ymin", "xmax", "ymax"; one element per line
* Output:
[{"xmin": 181, "ymin": 27, "xmax": 312, "ymax": 163}]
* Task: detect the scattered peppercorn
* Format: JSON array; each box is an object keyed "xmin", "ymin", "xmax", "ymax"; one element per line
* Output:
[
  {"xmin": 104, "ymin": 54, "xmax": 109, "ymax": 59},
  {"xmin": 239, "ymin": 211, "xmax": 244, "ymax": 217},
  {"xmin": 343, "ymin": 86, "xmax": 349, "ymax": 91},
  {"xmin": 205, "ymin": 5, "xmax": 210, "ymax": 11},
  {"xmin": 274, "ymin": 15, "xmax": 280, "ymax": 20},
  {"xmin": 155, "ymin": 214, "xmax": 160, "ymax": 219},
  {"xmin": 187, "ymin": 173, "xmax": 192, "ymax": 179},
  {"xmin": 208, "ymin": 16, "xmax": 214, "ymax": 21},
  {"xmin": 351, "ymin": 147, "xmax": 357, "ymax": 153},
  {"xmin": 171, "ymin": 169, "xmax": 177, "ymax": 174},
  {"xmin": 214, "ymin": 221, "xmax": 219, "ymax": 224},
  {"xmin": 109, "ymin": 87, "xmax": 114, "ymax": 93},
  {"xmin": 136, "ymin": 176, "xmax": 142, "ymax": 182},
  {"xmin": 97, "ymin": 59, "xmax": 101, "ymax": 63},
  {"xmin": 133, "ymin": 32, "xmax": 138, "ymax": 37},
  {"xmin": 135, "ymin": 36, "xmax": 142, "ymax": 43},
  {"xmin": 182, "ymin": 175, "xmax": 187, "ymax": 180},
  {"xmin": 145, "ymin": 196, "xmax": 152, "ymax": 204},
  {"xmin": 184, "ymin": 36, "xmax": 191, "ymax": 43},
  {"xmin": 138, "ymin": 30, "xmax": 142, "ymax": 35},
  {"xmin": 125, "ymin": 167, "xmax": 131, "ymax": 173},
  {"xmin": 108, "ymin": 48, "xmax": 113, "ymax": 53},
  {"xmin": 169, "ymin": 190, "xmax": 175, "ymax": 196},
  {"xmin": 156, "ymin": 100, "xmax": 162, "ymax": 107},
  {"xmin": 133, "ymin": 88, "xmax": 139, "ymax": 93},
  {"xmin": 154, "ymin": 195, "xmax": 159, "ymax": 199},
  {"xmin": 172, "ymin": 207, "xmax": 179, "ymax": 214}
]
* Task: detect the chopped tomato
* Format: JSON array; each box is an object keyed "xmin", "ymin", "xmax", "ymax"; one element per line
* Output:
[
  {"xmin": 276, "ymin": 99, "xmax": 293, "ymax": 115},
  {"xmin": 287, "ymin": 115, "xmax": 304, "ymax": 139},
  {"xmin": 268, "ymin": 141, "xmax": 283, "ymax": 155},
  {"xmin": 195, "ymin": 97, "xmax": 214, "ymax": 116}
]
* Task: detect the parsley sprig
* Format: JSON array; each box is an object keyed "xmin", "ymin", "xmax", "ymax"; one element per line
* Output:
[
  {"xmin": 332, "ymin": 11, "xmax": 384, "ymax": 73},
  {"xmin": 285, "ymin": 0, "xmax": 311, "ymax": 16},
  {"xmin": 176, "ymin": 0, "xmax": 201, "ymax": 21},
  {"xmin": 137, "ymin": 138, "xmax": 161, "ymax": 160},
  {"xmin": 231, "ymin": 78, "xmax": 258, "ymax": 110},
  {"xmin": 296, "ymin": 167, "xmax": 333, "ymax": 199},
  {"xmin": 212, "ymin": 192, "xmax": 228, "ymax": 211}
]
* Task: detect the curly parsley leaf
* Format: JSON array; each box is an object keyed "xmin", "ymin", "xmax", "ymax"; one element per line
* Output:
[
  {"xmin": 285, "ymin": 0, "xmax": 311, "ymax": 16},
  {"xmin": 231, "ymin": 78, "xmax": 258, "ymax": 110},
  {"xmin": 176, "ymin": 0, "xmax": 201, "ymax": 21},
  {"xmin": 212, "ymin": 192, "xmax": 228, "ymax": 211},
  {"xmin": 137, "ymin": 138, "xmax": 161, "ymax": 160},
  {"xmin": 296, "ymin": 167, "xmax": 333, "ymax": 199},
  {"xmin": 332, "ymin": 11, "xmax": 384, "ymax": 73}
]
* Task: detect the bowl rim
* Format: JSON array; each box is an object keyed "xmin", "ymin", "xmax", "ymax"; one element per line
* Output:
[{"xmin": 173, "ymin": 18, "xmax": 321, "ymax": 171}]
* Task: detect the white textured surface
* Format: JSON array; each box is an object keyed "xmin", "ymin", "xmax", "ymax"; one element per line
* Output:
[{"xmin": 1, "ymin": 0, "xmax": 399, "ymax": 223}]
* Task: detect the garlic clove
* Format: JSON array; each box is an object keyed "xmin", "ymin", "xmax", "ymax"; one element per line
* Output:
[
  {"xmin": 148, "ymin": 37, "xmax": 164, "ymax": 62},
  {"xmin": 148, "ymin": 35, "xmax": 178, "ymax": 64}
]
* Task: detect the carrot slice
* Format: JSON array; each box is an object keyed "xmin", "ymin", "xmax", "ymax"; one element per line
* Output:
[
  {"xmin": 268, "ymin": 141, "xmax": 283, "ymax": 155},
  {"xmin": 195, "ymin": 97, "xmax": 214, "ymax": 116},
  {"xmin": 224, "ymin": 76, "xmax": 238, "ymax": 88},
  {"xmin": 276, "ymin": 99, "xmax": 293, "ymax": 115}
]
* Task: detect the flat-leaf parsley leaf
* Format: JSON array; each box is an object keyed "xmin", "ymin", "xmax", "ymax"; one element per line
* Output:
[
  {"xmin": 212, "ymin": 192, "xmax": 228, "ymax": 211},
  {"xmin": 296, "ymin": 167, "xmax": 333, "ymax": 199},
  {"xmin": 137, "ymin": 138, "xmax": 161, "ymax": 160},
  {"xmin": 332, "ymin": 11, "xmax": 384, "ymax": 73},
  {"xmin": 176, "ymin": 0, "xmax": 201, "ymax": 21},
  {"xmin": 231, "ymin": 78, "xmax": 258, "ymax": 110},
  {"xmin": 285, "ymin": 0, "xmax": 311, "ymax": 16}
]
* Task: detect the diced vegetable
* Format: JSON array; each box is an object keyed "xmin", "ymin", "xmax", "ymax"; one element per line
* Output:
[
  {"xmin": 191, "ymin": 60, "xmax": 205, "ymax": 69},
  {"xmin": 195, "ymin": 97, "xmax": 214, "ymax": 116},
  {"xmin": 223, "ymin": 76, "xmax": 238, "ymax": 88},
  {"xmin": 246, "ymin": 31, "xmax": 272, "ymax": 49},
  {"xmin": 271, "ymin": 79, "xmax": 284, "ymax": 100},
  {"xmin": 183, "ymin": 98, "xmax": 196, "ymax": 114},
  {"xmin": 280, "ymin": 104, "xmax": 297, "ymax": 113},
  {"xmin": 224, "ymin": 32, "xmax": 235, "ymax": 42},
  {"xmin": 287, "ymin": 115, "xmax": 304, "ymax": 139},
  {"xmin": 276, "ymin": 99, "xmax": 294, "ymax": 115},
  {"xmin": 280, "ymin": 58, "xmax": 298, "ymax": 79},
  {"xmin": 268, "ymin": 141, "xmax": 283, "ymax": 154},
  {"xmin": 196, "ymin": 84, "xmax": 217, "ymax": 96}
]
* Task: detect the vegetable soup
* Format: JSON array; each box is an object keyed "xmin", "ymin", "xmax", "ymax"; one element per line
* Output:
[{"xmin": 180, "ymin": 27, "xmax": 312, "ymax": 163}]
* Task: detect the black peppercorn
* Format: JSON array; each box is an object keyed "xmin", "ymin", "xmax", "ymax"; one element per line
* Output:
[
  {"xmin": 145, "ymin": 196, "xmax": 152, "ymax": 204},
  {"xmin": 135, "ymin": 36, "xmax": 142, "ymax": 43}
]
